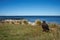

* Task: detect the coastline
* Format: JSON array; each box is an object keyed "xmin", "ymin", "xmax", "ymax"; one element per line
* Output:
[{"xmin": 0, "ymin": 16, "xmax": 60, "ymax": 24}]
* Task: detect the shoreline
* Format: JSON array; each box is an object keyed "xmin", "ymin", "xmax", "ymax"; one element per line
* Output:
[{"xmin": 0, "ymin": 19, "xmax": 60, "ymax": 25}]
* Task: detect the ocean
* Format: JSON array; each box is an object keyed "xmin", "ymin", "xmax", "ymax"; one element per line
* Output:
[{"xmin": 0, "ymin": 16, "xmax": 60, "ymax": 24}]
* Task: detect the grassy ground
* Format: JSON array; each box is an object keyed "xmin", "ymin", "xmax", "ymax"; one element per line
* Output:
[{"xmin": 0, "ymin": 23, "xmax": 60, "ymax": 40}]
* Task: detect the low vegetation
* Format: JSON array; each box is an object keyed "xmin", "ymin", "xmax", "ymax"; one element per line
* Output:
[
  {"xmin": 0, "ymin": 20, "xmax": 60, "ymax": 40},
  {"xmin": 35, "ymin": 19, "xmax": 41, "ymax": 26}
]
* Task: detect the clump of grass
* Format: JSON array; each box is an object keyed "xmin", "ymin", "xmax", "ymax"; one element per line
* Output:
[
  {"xmin": 35, "ymin": 19, "xmax": 41, "ymax": 26},
  {"xmin": 22, "ymin": 20, "xmax": 28, "ymax": 25},
  {"xmin": 18, "ymin": 21, "xmax": 22, "ymax": 24},
  {"xmin": 10, "ymin": 21, "xmax": 15, "ymax": 24},
  {"xmin": 50, "ymin": 24, "xmax": 57, "ymax": 28}
]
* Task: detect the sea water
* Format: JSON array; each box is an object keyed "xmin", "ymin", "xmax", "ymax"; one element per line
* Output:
[{"xmin": 0, "ymin": 16, "xmax": 60, "ymax": 24}]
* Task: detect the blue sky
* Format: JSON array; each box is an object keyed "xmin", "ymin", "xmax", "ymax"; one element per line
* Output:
[{"xmin": 0, "ymin": 0, "xmax": 60, "ymax": 16}]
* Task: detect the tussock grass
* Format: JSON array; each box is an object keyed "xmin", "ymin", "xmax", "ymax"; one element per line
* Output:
[
  {"xmin": 0, "ymin": 23, "xmax": 60, "ymax": 40},
  {"xmin": 35, "ymin": 19, "xmax": 41, "ymax": 26}
]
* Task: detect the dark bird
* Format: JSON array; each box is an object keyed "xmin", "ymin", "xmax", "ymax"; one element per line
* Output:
[{"xmin": 42, "ymin": 21, "xmax": 49, "ymax": 32}]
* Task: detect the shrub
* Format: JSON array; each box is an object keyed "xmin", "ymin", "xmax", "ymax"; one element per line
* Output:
[
  {"xmin": 22, "ymin": 20, "xmax": 28, "ymax": 25},
  {"xmin": 17, "ymin": 21, "xmax": 22, "ymax": 24},
  {"xmin": 35, "ymin": 19, "xmax": 41, "ymax": 26},
  {"xmin": 19, "ymin": 21, "xmax": 22, "ymax": 24},
  {"xmin": 11, "ymin": 21, "xmax": 15, "ymax": 24}
]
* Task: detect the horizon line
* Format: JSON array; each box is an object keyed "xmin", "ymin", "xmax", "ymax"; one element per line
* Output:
[{"xmin": 0, "ymin": 15, "xmax": 60, "ymax": 16}]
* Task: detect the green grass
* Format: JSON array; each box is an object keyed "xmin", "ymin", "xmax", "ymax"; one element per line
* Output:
[{"xmin": 0, "ymin": 23, "xmax": 60, "ymax": 40}]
